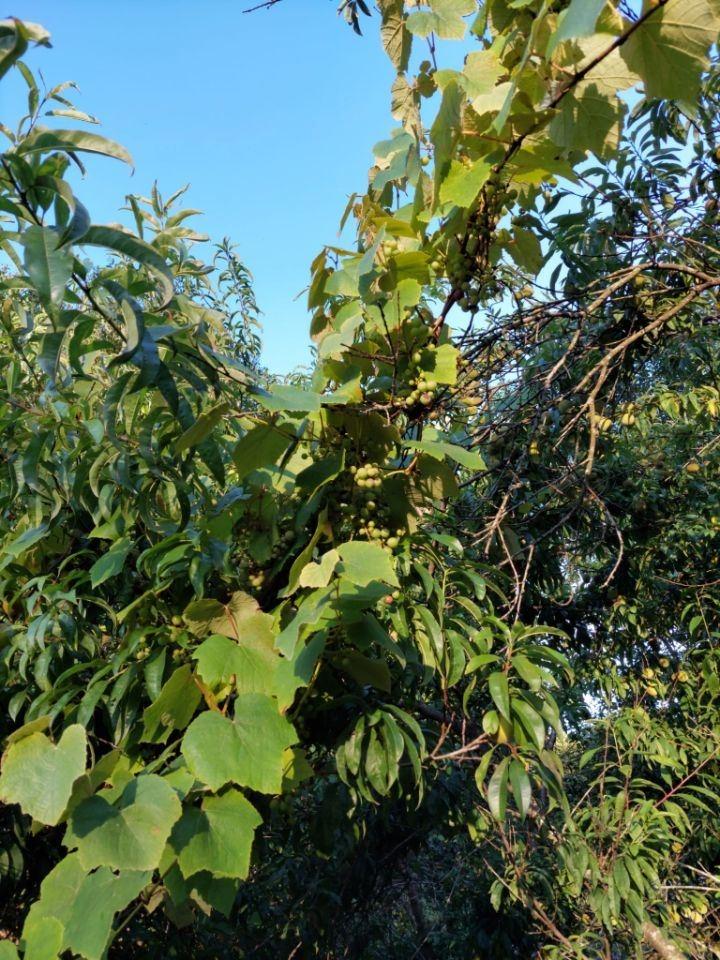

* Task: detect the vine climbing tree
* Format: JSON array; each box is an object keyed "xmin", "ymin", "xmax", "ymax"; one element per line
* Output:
[{"xmin": 0, "ymin": 3, "xmax": 719, "ymax": 958}]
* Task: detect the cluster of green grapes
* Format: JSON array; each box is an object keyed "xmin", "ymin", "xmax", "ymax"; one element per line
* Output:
[
  {"xmin": 456, "ymin": 270, "xmax": 497, "ymax": 312},
  {"xmin": 444, "ymin": 235, "xmax": 477, "ymax": 296},
  {"xmin": 332, "ymin": 459, "xmax": 404, "ymax": 550},
  {"xmin": 349, "ymin": 462, "xmax": 382, "ymax": 489},
  {"xmin": 444, "ymin": 234, "xmax": 501, "ymax": 312},
  {"xmin": 442, "ymin": 174, "xmax": 519, "ymax": 311},
  {"xmin": 455, "ymin": 356, "xmax": 484, "ymax": 410},
  {"xmin": 388, "ymin": 319, "xmax": 442, "ymax": 410},
  {"xmin": 484, "ymin": 173, "xmax": 518, "ymax": 211},
  {"xmin": 268, "ymin": 528, "xmax": 297, "ymax": 559},
  {"xmin": 402, "ymin": 361, "xmax": 438, "ymax": 408},
  {"xmin": 402, "ymin": 309, "xmax": 433, "ymax": 339},
  {"xmin": 246, "ymin": 525, "xmax": 301, "ymax": 592},
  {"xmin": 229, "ymin": 524, "xmax": 266, "ymax": 594}
]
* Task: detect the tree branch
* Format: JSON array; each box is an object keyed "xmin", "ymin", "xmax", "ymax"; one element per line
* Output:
[{"xmin": 642, "ymin": 921, "xmax": 687, "ymax": 960}]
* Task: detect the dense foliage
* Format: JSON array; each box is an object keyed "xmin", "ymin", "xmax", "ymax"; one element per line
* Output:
[{"xmin": 0, "ymin": 3, "xmax": 719, "ymax": 958}]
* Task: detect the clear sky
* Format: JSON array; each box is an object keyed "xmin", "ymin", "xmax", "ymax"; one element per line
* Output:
[{"xmin": 2, "ymin": 1, "xmax": 396, "ymax": 372}]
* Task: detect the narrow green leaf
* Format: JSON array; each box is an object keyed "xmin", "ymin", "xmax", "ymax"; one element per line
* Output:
[
  {"xmin": 488, "ymin": 671, "xmax": 511, "ymax": 721},
  {"xmin": 512, "ymin": 698, "xmax": 546, "ymax": 751},
  {"xmin": 22, "ymin": 225, "xmax": 73, "ymax": 308},
  {"xmin": 511, "ymin": 653, "xmax": 543, "ymax": 691},
  {"xmin": 405, "ymin": 438, "xmax": 485, "ymax": 471},
  {"xmin": 81, "ymin": 225, "xmax": 173, "ymax": 306},
  {"xmin": 175, "ymin": 402, "xmax": 229, "ymax": 454},
  {"xmin": 474, "ymin": 748, "xmax": 494, "ymax": 792},
  {"xmin": 89, "ymin": 537, "xmax": 133, "ymax": 588},
  {"xmin": 141, "ymin": 665, "xmax": 202, "ymax": 743},
  {"xmin": 509, "ymin": 759, "xmax": 532, "ymax": 819},
  {"xmin": 18, "ymin": 127, "xmax": 133, "ymax": 166},
  {"xmin": 487, "ymin": 757, "xmax": 509, "ymax": 821},
  {"xmin": 0, "ymin": 18, "xmax": 50, "ymax": 80}
]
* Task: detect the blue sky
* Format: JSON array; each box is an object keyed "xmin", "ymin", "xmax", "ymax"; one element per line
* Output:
[{"xmin": 2, "ymin": 1, "xmax": 397, "ymax": 372}]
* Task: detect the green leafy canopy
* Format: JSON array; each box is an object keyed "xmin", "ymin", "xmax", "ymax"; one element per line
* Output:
[{"xmin": 0, "ymin": 3, "xmax": 718, "ymax": 957}]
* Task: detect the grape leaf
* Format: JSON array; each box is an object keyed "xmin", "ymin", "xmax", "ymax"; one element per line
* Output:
[
  {"xmin": 170, "ymin": 788, "xmax": 262, "ymax": 879},
  {"xmin": 182, "ymin": 695, "xmax": 296, "ymax": 794},
  {"xmin": 0, "ymin": 725, "xmax": 86, "ymax": 826},
  {"xmin": 66, "ymin": 774, "xmax": 181, "ymax": 871}
]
